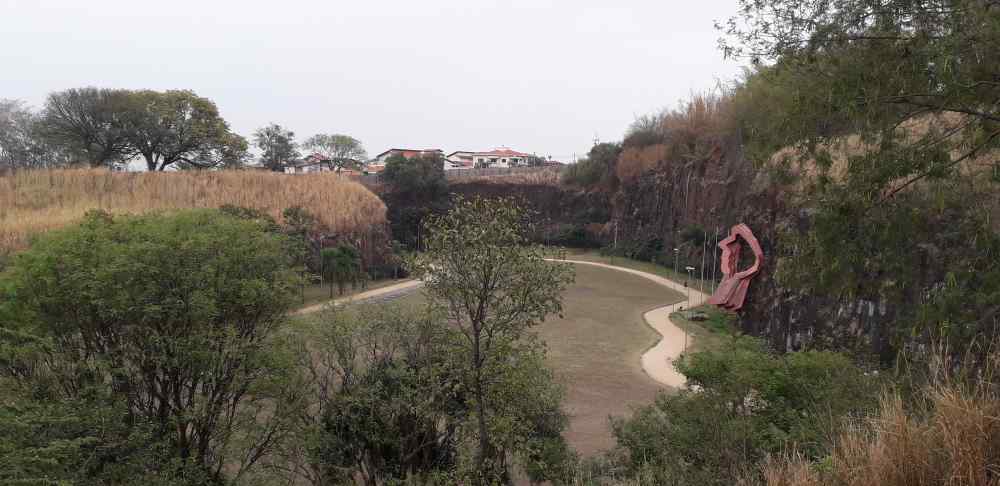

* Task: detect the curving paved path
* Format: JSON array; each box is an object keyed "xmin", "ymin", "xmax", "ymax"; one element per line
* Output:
[
  {"xmin": 293, "ymin": 279, "xmax": 424, "ymax": 315},
  {"xmin": 549, "ymin": 259, "xmax": 709, "ymax": 388},
  {"xmin": 297, "ymin": 259, "xmax": 709, "ymax": 388}
]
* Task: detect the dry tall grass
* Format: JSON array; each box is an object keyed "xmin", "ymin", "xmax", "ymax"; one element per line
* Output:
[
  {"xmin": 0, "ymin": 169, "xmax": 387, "ymax": 252},
  {"xmin": 450, "ymin": 167, "xmax": 563, "ymax": 186},
  {"xmin": 755, "ymin": 352, "xmax": 1000, "ymax": 486}
]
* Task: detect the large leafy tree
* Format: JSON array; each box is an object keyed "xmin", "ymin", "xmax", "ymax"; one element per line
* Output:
[
  {"xmin": 410, "ymin": 197, "xmax": 574, "ymax": 483},
  {"xmin": 302, "ymin": 133, "xmax": 367, "ymax": 171},
  {"xmin": 39, "ymin": 87, "xmax": 135, "ymax": 167},
  {"xmin": 124, "ymin": 90, "xmax": 246, "ymax": 171},
  {"xmin": 0, "ymin": 209, "xmax": 306, "ymax": 484},
  {"xmin": 254, "ymin": 123, "xmax": 299, "ymax": 171}
]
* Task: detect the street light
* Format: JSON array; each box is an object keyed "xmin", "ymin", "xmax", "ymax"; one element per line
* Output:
[
  {"xmin": 684, "ymin": 265, "xmax": 696, "ymax": 353},
  {"xmin": 685, "ymin": 266, "xmax": 696, "ymax": 305},
  {"xmin": 673, "ymin": 248, "xmax": 680, "ymax": 278}
]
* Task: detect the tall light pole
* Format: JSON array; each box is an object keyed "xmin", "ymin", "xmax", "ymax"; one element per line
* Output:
[
  {"xmin": 684, "ymin": 265, "xmax": 696, "ymax": 352},
  {"xmin": 700, "ymin": 229, "xmax": 707, "ymax": 300},
  {"xmin": 674, "ymin": 247, "xmax": 680, "ymax": 278},
  {"xmin": 711, "ymin": 227, "xmax": 719, "ymax": 293},
  {"xmin": 685, "ymin": 266, "xmax": 695, "ymax": 305}
]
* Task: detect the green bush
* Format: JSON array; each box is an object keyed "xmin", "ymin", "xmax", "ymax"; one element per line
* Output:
[
  {"xmin": 0, "ymin": 209, "xmax": 304, "ymax": 484},
  {"xmin": 608, "ymin": 337, "xmax": 875, "ymax": 485}
]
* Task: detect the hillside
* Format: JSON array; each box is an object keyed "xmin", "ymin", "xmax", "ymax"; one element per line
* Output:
[{"xmin": 0, "ymin": 169, "xmax": 387, "ymax": 254}]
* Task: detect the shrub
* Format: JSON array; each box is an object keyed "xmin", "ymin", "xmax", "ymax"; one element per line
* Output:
[
  {"xmin": 0, "ymin": 209, "xmax": 305, "ymax": 484},
  {"xmin": 609, "ymin": 338, "xmax": 875, "ymax": 485}
]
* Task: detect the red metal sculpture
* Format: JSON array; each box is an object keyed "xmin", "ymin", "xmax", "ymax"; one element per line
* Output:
[{"xmin": 708, "ymin": 223, "xmax": 764, "ymax": 312}]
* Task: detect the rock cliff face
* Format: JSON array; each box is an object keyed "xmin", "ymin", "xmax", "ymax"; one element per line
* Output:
[
  {"xmin": 444, "ymin": 151, "xmax": 905, "ymax": 360},
  {"xmin": 448, "ymin": 180, "xmax": 611, "ymax": 246},
  {"xmin": 735, "ymin": 187, "xmax": 899, "ymax": 362}
]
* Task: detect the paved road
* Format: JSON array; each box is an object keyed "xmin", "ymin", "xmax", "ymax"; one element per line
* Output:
[
  {"xmin": 298, "ymin": 260, "xmax": 709, "ymax": 389},
  {"xmin": 293, "ymin": 279, "xmax": 424, "ymax": 315}
]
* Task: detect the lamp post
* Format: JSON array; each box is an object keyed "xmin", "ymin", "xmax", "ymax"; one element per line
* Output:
[
  {"xmin": 673, "ymin": 248, "xmax": 680, "ymax": 279},
  {"xmin": 685, "ymin": 266, "xmax": 696, "ymax": 305},
  {"xmin": 684, "ymin": 265, "xmax": 696, "ymax": 353}
]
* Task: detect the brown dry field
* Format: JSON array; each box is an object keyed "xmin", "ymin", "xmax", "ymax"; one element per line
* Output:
[
  {"xmin": 397, "ymin": 262, "xmax": 684, "ymax": 456},
  {"xmin": 0, "ymin": 168, "xmax": 386, "ymax": 252}
]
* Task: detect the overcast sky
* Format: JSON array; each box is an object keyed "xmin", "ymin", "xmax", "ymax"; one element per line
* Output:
[{"xmin": 1, "ymin": 0, "xmax": 745, "ymax": 161}]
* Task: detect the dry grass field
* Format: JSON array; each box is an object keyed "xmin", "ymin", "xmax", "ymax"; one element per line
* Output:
[{"xmin": 0, "ymin": 169, "xmax": 387, "ymax": 252}]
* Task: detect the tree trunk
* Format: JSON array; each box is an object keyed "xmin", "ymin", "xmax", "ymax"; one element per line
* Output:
[{"xmin": 472, "ymin": 325, "xmax": 493, "ymax": 483}]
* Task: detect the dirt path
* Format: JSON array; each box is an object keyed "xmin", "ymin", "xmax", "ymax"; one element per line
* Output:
[
  {"xmin": 551, "ymin": 259, "xmax": 709, "ymax": 388},
  {"xmin": 293, "ymin": 279, "xmax": 424, "ymax": 315}
]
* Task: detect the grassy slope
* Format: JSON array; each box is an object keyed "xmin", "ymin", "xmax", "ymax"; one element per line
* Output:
[{"xmin": 0, "ymin": 168, "xmax": 387, "ymax": 252}]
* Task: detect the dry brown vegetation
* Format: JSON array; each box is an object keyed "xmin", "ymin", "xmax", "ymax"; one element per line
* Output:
[
  {"xmin": 0, "ymin": 168, "xmax": 387, "ymax": 252},
  {"xmin": 449, "ymin": 167, "xmax": 563, "ymax": 186},
  {"xmin": 617, "ymin": 93, "xmax": 735, "ymax": 184},
  {"xmin": 753, "ymin": 352, "xmax": 1000, "ymax": 486}
]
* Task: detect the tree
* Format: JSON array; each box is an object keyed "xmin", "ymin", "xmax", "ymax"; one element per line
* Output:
[
  {"xmin": 410, "ymin": 196, "xmax": 574, "ymax": 483},
  {"xmin": 0, "ymin": 99, "xmax": 69, "ymax": 172},
  {"xmin": 0, "ymin": 209, "xmax": 306, "ymax": 483},
  {"xmin": 321, "ymin": 245, "xmax": 361, "ymax": 297},
  {"xmin": 302, "ymin": 303, "xmax": 464, "ymax": 485},
  {"xmin": 379, "ymin": 152, "xmax": 450, "ymax": 249},
  {"xmin": 39, "ymin": 87, "xmax": 134, "ymax": 167},
  {"xmin": 123, "ymin": 90, "xmax": 242, "ymax": 171},
  {"xmin": 254, "ymin": 123, "xmax": 299, "ymax": 171},
  {"xmin": 302, "ymin": 133, "xmax": 367, "ymax": 172}
]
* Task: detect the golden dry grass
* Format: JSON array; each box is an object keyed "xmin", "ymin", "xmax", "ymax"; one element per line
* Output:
[
  {"xmin": 756, "ymin": 351, "xmax": 1000, "ymax": 486},
  {"xmin": 449, "ymin": 167, "xmax": 563, "ymax": 186},
  {"xmin": 0, "ymin": 168, "xmax": 387, "ymax": 252}
]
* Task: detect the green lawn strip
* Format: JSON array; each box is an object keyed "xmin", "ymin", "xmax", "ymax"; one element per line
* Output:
[
  {"xmin": 669, "ymin": 304, "xmax": 739, "ymax": 354},
  {"xmin": 555, "ymin": 248, "xmax": 718, "ymax": 293}
]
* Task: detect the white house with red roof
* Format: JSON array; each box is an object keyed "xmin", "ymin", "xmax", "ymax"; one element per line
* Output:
[{"xmin": 447, "ymin": 147, "xmax": 532, "ymax": 168}]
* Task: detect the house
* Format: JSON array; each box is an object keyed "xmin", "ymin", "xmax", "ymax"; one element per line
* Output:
[
  {"xmin": 284, "ymin": 153, "xmax": 361, "ymax": 174},
  {"xmin": 448, "ymin": 148, "xmax": 533, "ymax": 168},
  {"xmin": 371, "ymin": 148, "xmax": 445, "ymax": 164},
  {"xmin": 363, "ymin": 163, "xmax": 386, "ymax": 176}
]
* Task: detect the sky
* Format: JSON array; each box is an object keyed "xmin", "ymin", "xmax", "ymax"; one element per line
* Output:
[{"xmin": 0, "ymin": 0, "xmax": 745, "ymax": 162}]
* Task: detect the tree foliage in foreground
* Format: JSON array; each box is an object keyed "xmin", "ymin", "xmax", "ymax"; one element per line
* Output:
[
  {"xmin": 291, "ymin": 301, "xmax": 575, "ymax": 486},
  {"xmin": 602, "ymin": 337, "xmax": 875, "ymax": 486},
  {"xmin": 410, "ymin": 196, "xmax": 575, "ymax": 484},
  {"xmin": 0, "ymin": 209, "xmax": 306, "ymax": 484}
]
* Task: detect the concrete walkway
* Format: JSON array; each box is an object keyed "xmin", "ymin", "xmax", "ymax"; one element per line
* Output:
[
  {"xmin": 293, "ymin": 279, "xmax": 424, "ymax": 315},
  {"xmin": 551, "ymin": 259, "xmax": 709, "ymax": 388}
]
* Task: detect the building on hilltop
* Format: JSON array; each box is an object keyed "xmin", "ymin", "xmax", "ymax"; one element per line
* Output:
[
  {"xmin": 371, "ymin": 148, "xmax": 445, "ymax": 164},
  {"xmin": 284, "ymin": 153, "xmax": 362, "ymax": 175},
  {"xmin": 447, "ymin": 148, "xmax": 532, "ymax": 168}
]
